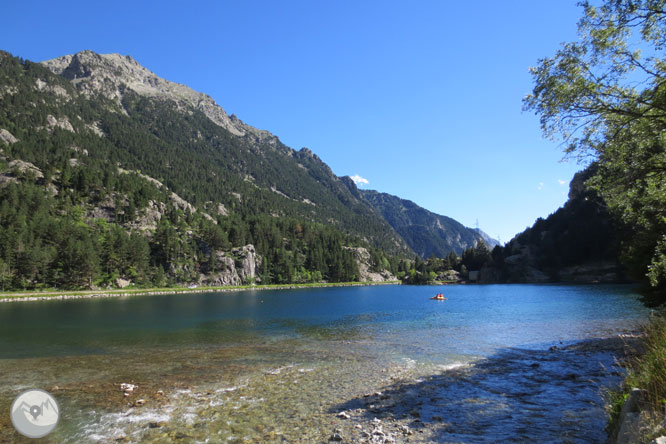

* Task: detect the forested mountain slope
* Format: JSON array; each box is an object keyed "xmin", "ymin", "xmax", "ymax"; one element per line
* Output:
[
  {"xmin": 36, "ymin": 50, "xmax": 411, "ymax": 255},
  {"xmin": 359, "ymin": 189, "xmax": 496, "ymax": 257},
  {"xmin": 0, "ymin": 50, "xmax": 492, "ymax": 289},
  {"xmin": 493, "ymin": 166, "xmax": 624, "ymax": 283}
]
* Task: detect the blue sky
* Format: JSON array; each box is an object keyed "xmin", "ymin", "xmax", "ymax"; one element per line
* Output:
[{"xmin": 2, "ymin": 1, "xmax": 586, "ymax": 244}]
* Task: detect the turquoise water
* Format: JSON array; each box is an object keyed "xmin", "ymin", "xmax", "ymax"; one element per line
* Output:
[
  {"xmin": 0, "ymin": 284, "xmax": 649, "ymax": 442},
  {"xmin": 0, "ymin": 284, "xmax": 647, "ymax": 357}
]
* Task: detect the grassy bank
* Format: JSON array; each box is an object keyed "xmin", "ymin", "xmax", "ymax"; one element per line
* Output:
[
  {"xmin": 608, "ymin": 314, "xmax": 666, "ymax": 438},
  {"xmin": 0, "ymin": 281, "xmax": 401, "ymax": 302}
]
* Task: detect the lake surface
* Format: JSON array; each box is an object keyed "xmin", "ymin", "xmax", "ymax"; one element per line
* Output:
[{"xmin": 0, "ymin": 284, "xmax": 649, "ymax": 443}]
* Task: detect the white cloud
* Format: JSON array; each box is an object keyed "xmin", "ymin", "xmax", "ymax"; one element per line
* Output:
[
  {"xmin": 350, "ymin": 174, "xmax": 369, "ymax": 186},
  {"xmin": 557, "ymin": 179, "xmax": 567, "ymax": 185},
  {"xmin": 537, "ymin": 182, "xmax": 544, "ymax": 190}
]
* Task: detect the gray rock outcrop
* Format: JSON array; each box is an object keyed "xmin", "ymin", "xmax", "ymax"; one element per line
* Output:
[
  {"xmin": 6, "ymin": 160, "xmax": 44, "ymax": 179},
  {"xmin": 233, "ymin": 245, "xmax": 261, "ymax": 283},
  {"xmin": 0, "ymin": 129, "xmax": 18, "ymax": 145},
  {"xmin": 437, "ymin": 269, "xmax": 460, "ymax": 282},
  {"xmin": 202, "ymin": 245, "xmax": 262, "ymax": 286},
  {"xmin": 133, "ymin": 200, "xmax": 165, "ymax": 231},
  {"xmin": 344, "ymin": 246, "xmax": 396, "ymax": 282},
  {"xmin": 45, "ymin": 114, "xmax": 75, "ymax": 132},
  {"xmin": 34, "ymin": 78, "xmax": 70, "ymax": 99}
]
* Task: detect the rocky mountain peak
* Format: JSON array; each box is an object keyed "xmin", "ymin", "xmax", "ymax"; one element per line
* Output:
[{"xmin": 40, "ymin": 50, "xmax": 274, "ymax": 141}]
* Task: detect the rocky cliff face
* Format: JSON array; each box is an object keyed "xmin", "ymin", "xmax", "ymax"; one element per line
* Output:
[
  {"xmin": 345, "ymin": 247, "xmax": 397, "ymax": 282},
  {"xmin": 202, "ymin": 245, "xmax": 262, "ymax": 286},
  {"xmin": 40, "ymin": 51, "xmax": 274, "ymax": 141}
]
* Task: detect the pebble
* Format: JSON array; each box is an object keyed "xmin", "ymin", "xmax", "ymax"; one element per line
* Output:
[
  {"xmin": 330, "ymin": 432, "xmax": 343, "ymax": 441},
  {"xmin": 337, "ymin": 411, "xmax": 351, "ymax": 419},
  {"xmin": 120, "ymin": 383, "xmax": 137, "ymax": 392}
]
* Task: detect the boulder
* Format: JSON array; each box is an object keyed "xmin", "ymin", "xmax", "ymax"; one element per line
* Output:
[
  {"xmin": 120, "ymin": 383, "xmax": 136, "ymax": 392},
  {"xmin": 115, "ymin": 278, "xmax": 131, "ymax": 289},
  {"xmin": 616, "ymin": 388, "xmax": 647, "ymax": 444}
]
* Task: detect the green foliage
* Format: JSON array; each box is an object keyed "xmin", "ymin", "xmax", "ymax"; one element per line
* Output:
[
  {"xmin": 461, "ymin": 241, "xmax": 493, "ymax": 271},
  {"xmin": 608, "ymin": 315, "xmax": 666, "ymax": 437},
  {"xmin": 648, "ymin": 236, "xmax": 666, "ymax": 287},
  {"xmin": 399, "ymin": 240, "xmax": 496, "ymax": 285},
  {"xmin": 497, "ymin": 166, "xmax": 621, "ymax": 276},
  {"xmin": 400, "ymin": 252, "xmax": 464, "ymax": 285},
  {"xmin": 0, "ymin": 175, "xmax": 375, "ymax": 289},
  {"xmin": 524, "ymin": 1, "xmax": 666, "ymax": 298}
]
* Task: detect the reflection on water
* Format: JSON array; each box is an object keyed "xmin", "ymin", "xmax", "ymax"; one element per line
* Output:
[{"xmin": 0, "ymin": 284, "xmax": 649, "ymax": 442}]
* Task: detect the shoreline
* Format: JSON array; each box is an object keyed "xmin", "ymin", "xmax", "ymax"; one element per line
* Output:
[
  {"xmin": 50, "ymin": 333, "xmax": 643, "ymax": 444},
  {"xmin": 325, "ymin": 333, "xmax": 645, "ymax": 444},
  {"xmin": 0, "ymin": 280, "xmax": 401, "ymax": 303}
]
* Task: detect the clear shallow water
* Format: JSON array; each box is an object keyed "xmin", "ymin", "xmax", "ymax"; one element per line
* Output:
[{"xmin": 0, "ymin": 284, "xmax": 649, "ymax": 443}]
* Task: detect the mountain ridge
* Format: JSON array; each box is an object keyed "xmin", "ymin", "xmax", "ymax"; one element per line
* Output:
[
  {"xmin": 357, "ymin": 188, "xmax": 497, "ymax": 257},
  {"xmin": 29, "ymin": 50, "xmax": 412, "ymax": 255},
  {"xmin": 40, "ymin": 50, "xmax": 272, "ymax": 141},
  {"xmin": 39, "ymin": 49, "xmax": 488, "ymax": 259}
]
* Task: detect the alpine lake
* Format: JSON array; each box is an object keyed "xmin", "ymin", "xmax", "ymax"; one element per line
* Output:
[{"xmin": 0, "ymin": 284, "xmax": 650, "ymax": 443}]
